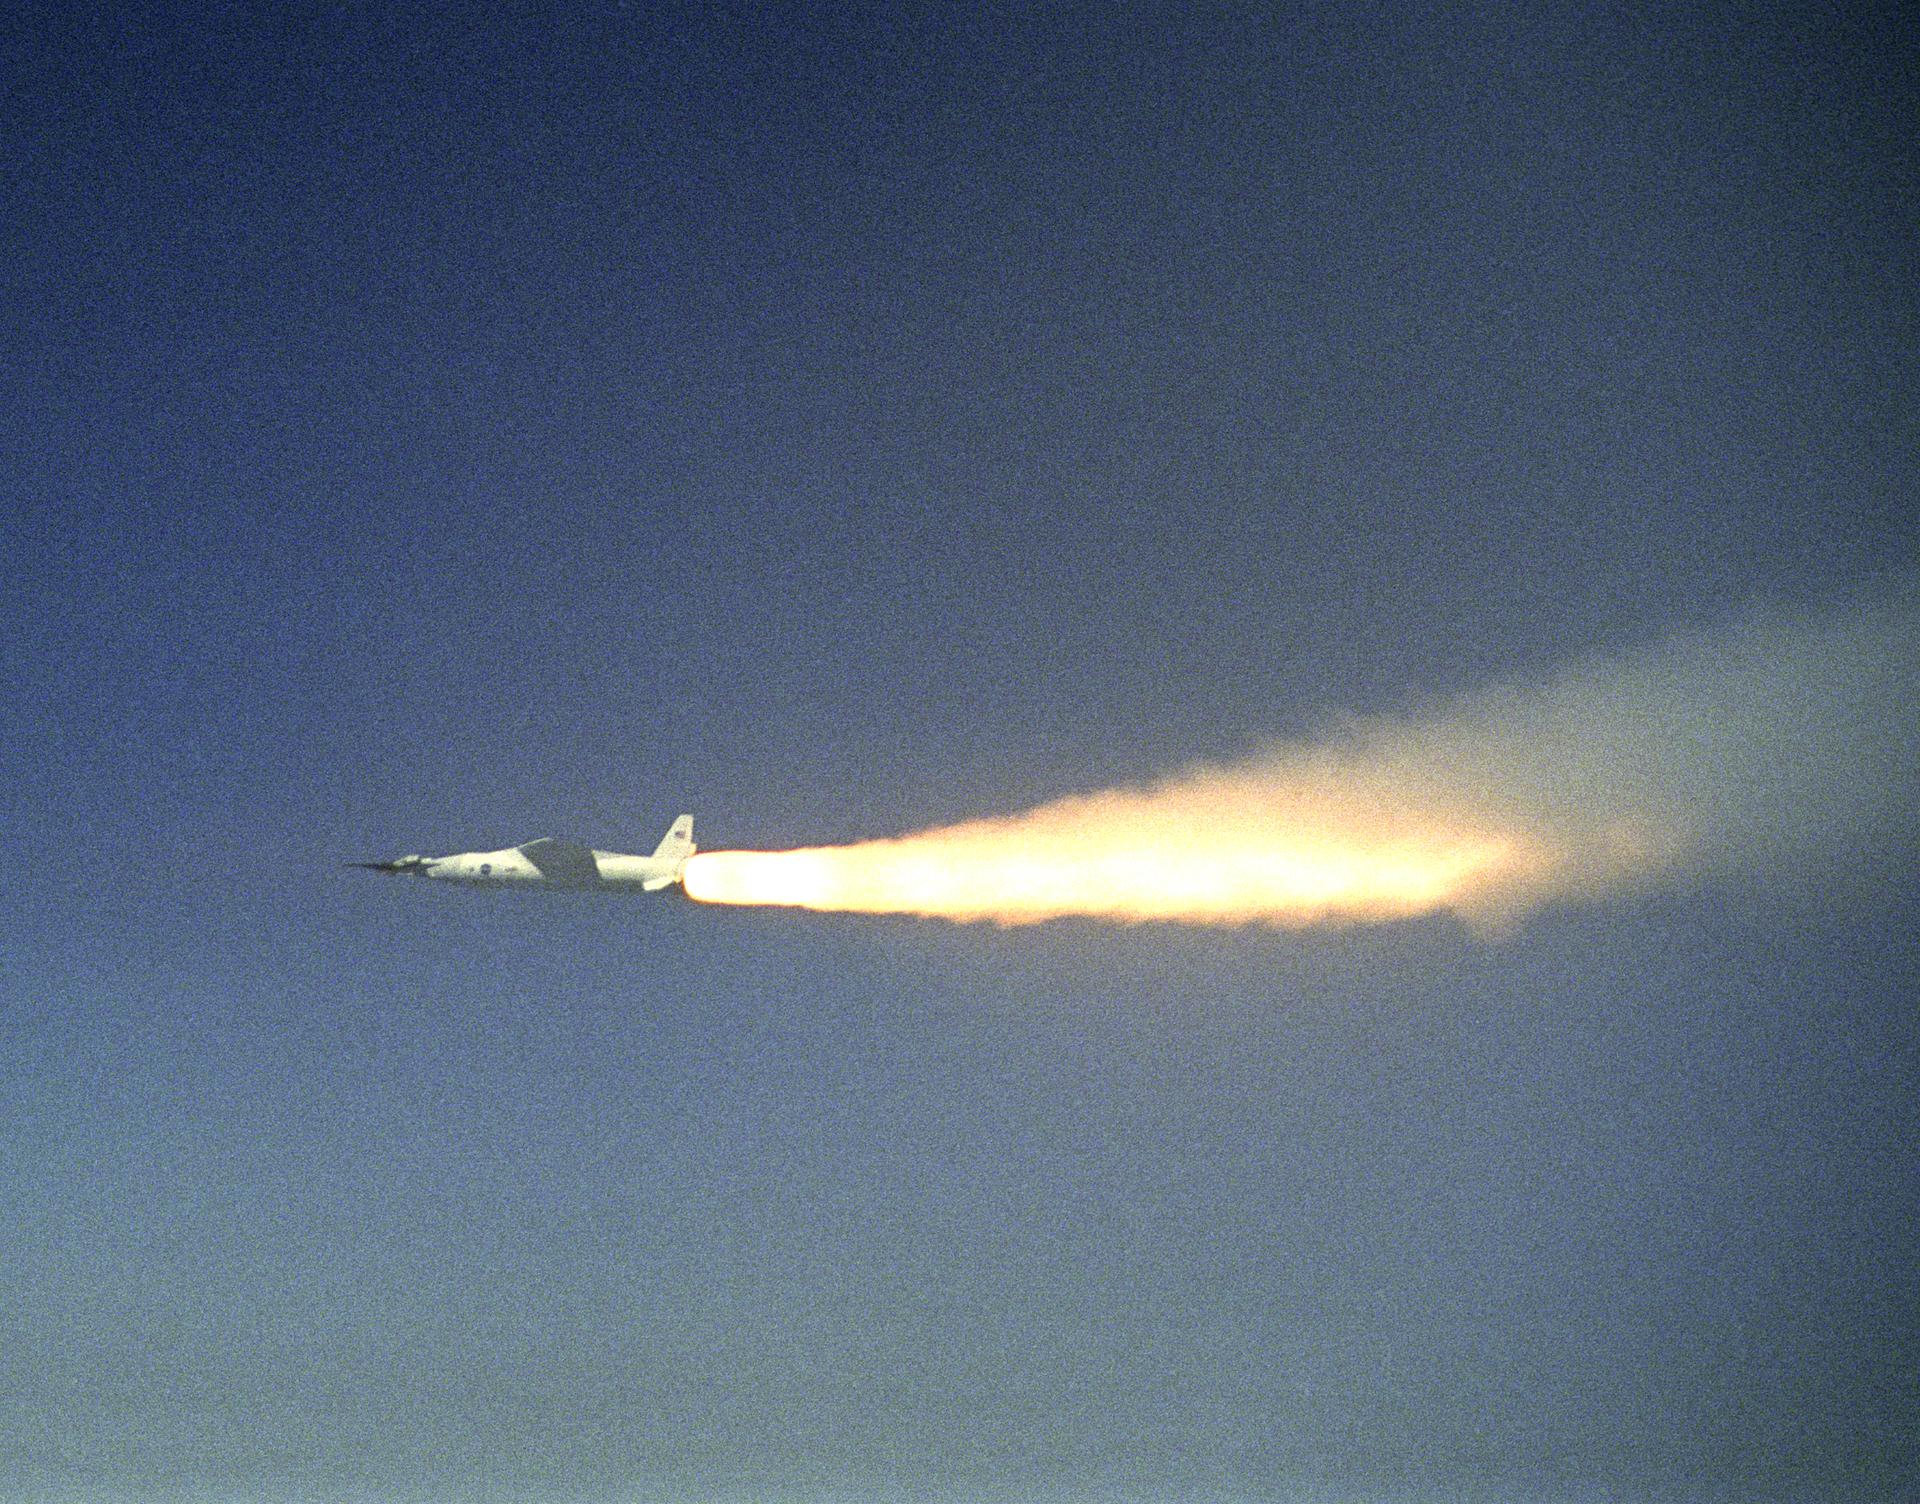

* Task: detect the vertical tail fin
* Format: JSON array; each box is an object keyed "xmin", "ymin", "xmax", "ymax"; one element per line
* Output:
[{"xmin": 651, "ymin": 815, "xmax": 695, "ymax": 869}]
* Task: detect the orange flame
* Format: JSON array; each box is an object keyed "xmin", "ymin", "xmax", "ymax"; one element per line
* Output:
[
  {"xmin": 680, "ymin": 584, "xmax": 1918, "ymax": 928},
  {"xmin": 682, "ymin": 778, "xmax": 1565, "ymax": 928}
]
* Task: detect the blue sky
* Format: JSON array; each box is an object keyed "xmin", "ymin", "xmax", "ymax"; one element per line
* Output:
[{"xmin": 3, "ymin": 3, "xmax": 1916, "ymax": 1501}]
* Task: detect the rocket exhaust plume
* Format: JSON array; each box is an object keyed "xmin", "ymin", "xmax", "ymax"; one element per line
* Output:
[{"xmin": 683, "ymin": 583, "xmax": 1918, "ymax": 929}]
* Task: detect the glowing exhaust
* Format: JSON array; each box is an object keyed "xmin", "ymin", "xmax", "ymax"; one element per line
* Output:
[
  {"xmin": 683, "ymin": 582, "xmax": 1916, "ymax": 930},
  {"xmin": 684, "ymin": 789, "xmax": 1565, "ymax": 928}
]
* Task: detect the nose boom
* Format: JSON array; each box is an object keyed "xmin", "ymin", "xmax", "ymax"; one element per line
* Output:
[{"xmin": 346, "ymin": 854, "xmax": 432, "ymax": 875}]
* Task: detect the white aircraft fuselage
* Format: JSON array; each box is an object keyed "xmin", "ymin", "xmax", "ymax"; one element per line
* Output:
[{"xmin": 353, "ymin": 815, "xmax": 695, "ymax": 893}]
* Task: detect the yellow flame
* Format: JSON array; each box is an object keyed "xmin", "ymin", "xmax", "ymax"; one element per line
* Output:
[
  {"xmin": 682, "ymin": 779, "xmax": 1567, "ymax": 928},
  {"xmin": 678, "ymin": 584, "xmax": 1920, "ymax": 928}
]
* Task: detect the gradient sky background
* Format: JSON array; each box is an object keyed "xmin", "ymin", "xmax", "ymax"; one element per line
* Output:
[{"xmin": 4, "ymin": 3, "xmax": 1917, "ymax": 1502}]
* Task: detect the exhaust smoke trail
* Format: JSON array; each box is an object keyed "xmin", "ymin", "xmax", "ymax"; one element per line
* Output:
[{"xmin": 683, "ymin": 582, "xmax": 1918, "ymax": 929}]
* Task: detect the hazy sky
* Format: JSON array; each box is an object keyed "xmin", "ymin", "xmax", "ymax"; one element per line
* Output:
[{"xmin": 4, "ymin": 4, "xmax": 1916, "ymax": 1502}]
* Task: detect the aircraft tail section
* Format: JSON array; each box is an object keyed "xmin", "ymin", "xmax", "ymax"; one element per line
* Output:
[{"xmin": 651, "ymin": 814, "xmax": 695, "ymax": 870}]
